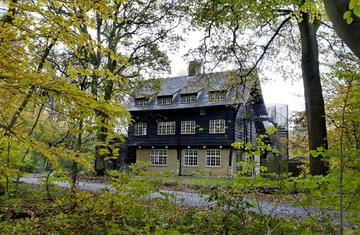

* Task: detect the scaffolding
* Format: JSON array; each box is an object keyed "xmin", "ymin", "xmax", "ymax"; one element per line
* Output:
[
  {"xmin": 240, "ymin": 103, "xmax": 289, "ymax": 174},
  {"xmin": 264, "ymin": 104, "xmax": 289, "ymax": 158}
]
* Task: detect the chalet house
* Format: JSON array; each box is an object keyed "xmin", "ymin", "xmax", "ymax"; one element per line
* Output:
[{"xmin": 125, "ymin": 62, "xmax": 270, "ymax": 176}]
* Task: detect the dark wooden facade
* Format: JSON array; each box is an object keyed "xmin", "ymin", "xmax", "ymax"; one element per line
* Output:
[
  {"xmin": 123, "ymin": 68, "xmax": 270, "ymax": 175},
  {"xmin": 128, "ymin": 105, "xmax": 241, "ymax": 148}
]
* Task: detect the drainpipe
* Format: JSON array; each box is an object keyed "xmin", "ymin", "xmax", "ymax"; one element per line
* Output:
[
  {"xmin": 230, "ymin": 104, "xmax": 240, "ymax": 174},
  {"xmin": 178, "ymin": 149, "xmax": 182, "ymax": 176},
  {"xmin": 177, "ymin": 121, "xmax": 182, "ymax": 176}
]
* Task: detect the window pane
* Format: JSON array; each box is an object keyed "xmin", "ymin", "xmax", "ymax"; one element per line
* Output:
[
  {"xmin": 209, "ymin": 119, "xmax": 225, "ymax": 133},
  {"xmin": 205, "ymin": 149, "xmax": 221, "ymax": 167},
  {"xmin": 150, "ymin": 149, "xmax": 167, "ymax": 166},
  {"xmin": 135, "ymin": 98, "xmax": 148, "ymax": 106},
  {"xmin": 181, "ymin": 121, "xmax": 195, "ymax": 134},
  {"xmin": 183, "ymin": 149, "xmax": 198, "ymax": 166},
  {"xmin": 134, "ymin": 123, "xmax": 147, "ymax": 136},
  {"xmin": 157, "ymin": 121, "xmax": 176, "ymax": 135},
  {"xmin": 157, "ymin": 96, "xmax": 172, "ymax": 105},
  {"xmin": 209, "ymin": 91, "xmax": 226, "ymax": 102},
  {"xmin": 181, "ymin": 94, "xmax": 197, "ymax": 103}
]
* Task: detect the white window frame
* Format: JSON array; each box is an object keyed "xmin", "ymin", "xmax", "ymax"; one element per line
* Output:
[
  {"xmin": 181, "ymin": 121, "xmax": 196, "ymax": 134},
  {"xmin": 209, "ymin": 91, "xmax": 226, "ymax": 102},
  {"xmin": 133, "ymin": 123, "xmax": 147, "ymax": 136},
  {"xmin": 183, "ymin": 149, "xmax": 198, "ymax": 167},
  {"xmin": 135, "ymin": 98, "xmax": 148, "ymax": 106},
  {"xmin": 157, "ymin": 121, "xmax": 176, "ymax": 135},
  {"xmin": 181, "ymin": 94, "xmax": 197, "ymax": 103},
  {"xmin": 209, "ymin": 119, "xmax": 225, "ymax": 134},
  {"xmin": 205, "ymin": 149, "xmax": 221, "ymax": 167},
  {"xmin": 157, "ymin": 96, "xmax": 172, "ymax": 105},
  {"xmin": 150, "ymin": 149, "xmax": 167, "ymax": 166}
]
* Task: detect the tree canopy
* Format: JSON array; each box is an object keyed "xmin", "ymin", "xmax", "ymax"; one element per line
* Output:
[{"xmin": 0, "ymin": 0, "xmax": 360, "ymax": 234}]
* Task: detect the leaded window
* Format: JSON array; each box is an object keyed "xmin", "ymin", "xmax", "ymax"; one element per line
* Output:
[
  {"xmin": 183, "ymin": 149, "xmax": 198, "ymax": 166},
  {"xmin": 209, "ymin": 91, "xmax": 226, "ymax": 102},
  {"xmin": 135, "ymin": 98, "xmax": 148, "ymax": 106},
  {"xmin": 157, "ymin": 96, "xmax": 172, "ymax": 105},
  {"xmin": 181, "ymin": 94, "xmax": 197, "ymax": 103},
  {"xmin": 205, "ymin": 149, "xmax": 221, "ymax": 167},
  {"xmin": 209, "ymin": 119, "xmax": 225, "ymax": 134},
  {"xmin": 134, "ymin": 123, "xmax": 147, "ymax": 136},
  {"xmin": 157, "ymin": 121, "xmax": 176, "ymax": 135},
  {"xmin": 181, "ymin": 121, "xmax": 196, "ymax": 134},
  {"xmin": 150, "ymin": 149, "xmax": 167, "ymax": 166}
]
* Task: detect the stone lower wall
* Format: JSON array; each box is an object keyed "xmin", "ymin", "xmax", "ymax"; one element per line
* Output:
[
  {"xmin": 136, "ymin": 148, "xmax": 231, "ymax": 176},
  {"xmin": 180, "ymin": 149, "xmax": 231, "ymax": 176},
  {"xmin": 136, "ymin": 148, "xmax": 178, "ymax": 174}
]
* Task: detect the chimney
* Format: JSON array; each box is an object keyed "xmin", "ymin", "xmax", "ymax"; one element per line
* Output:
[{"xmin": 188, "ymin": 60, "xmax": 202, "ymax": 76}]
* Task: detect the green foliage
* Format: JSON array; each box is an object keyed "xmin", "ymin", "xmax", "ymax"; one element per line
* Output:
[
  {"xmin": 344, "ymin": 0, "xmax": 360, "ymax": 24},
  {"xmin": 1, "ymin": 165, "xmax": 174, "ymax": 234},
  {"xmin": 0, "ymin": 160, "xmax": 348, "ymax": 235},
  {"xmin": 0, "ymin": 0, "xmax": 182, "ymax": 188},
  {"xmin": 1, "ymin": 0, "xmax": 359, "ymax": 234}
]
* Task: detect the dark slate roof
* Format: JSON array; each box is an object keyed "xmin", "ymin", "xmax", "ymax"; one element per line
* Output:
[
  {"xmin": 181, "ymin": 76, "xmax": 205, "ymax": 94},
  {"xmin": 156, "ymin": 77, "xmax": 183, "ymax": 96},
  {"xmin": 135, "ymin": 89, "xmax": 157, "ymax": 98},
  {"xmin": 125, "ymin": 71, "xmax": 258, "ymax": 111}
]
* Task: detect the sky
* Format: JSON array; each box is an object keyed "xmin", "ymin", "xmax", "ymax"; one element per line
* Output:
[{"xmin": 167, "ymin": 30, "xmax": 305, "ymax": 113}]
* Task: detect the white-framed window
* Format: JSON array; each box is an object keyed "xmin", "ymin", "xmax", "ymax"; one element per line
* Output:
[
  {"xmin": 157, "ymin": 96, "xmax": 172, "ymax": 105},
  {"xmin": 150, "ymin": 149, "xmax": 167, "ymax": 166},
  {"xmin": 134, "ymin": 123, "xmax": 147, "ymax": 136},
  {"xmin": 183, "ymin": 149, "xmax": 198, "ymax": 166},
  {"xmin": 135, "ymin": 98, "xmax": 148, "ymax": 106},
  {"xmin": 157, "ymin": 121, "xmax": 176, "ymax": 135},
  {"xmin": 181, "ymin": 94, "xmax": 197, "ymax": 103},
  {"xmin": 209, "ymin": 119, "xmax": 225, "ymax": 134},
  {"xmin": 209, "ymin": 91, "xmax": 226, "ymax": 102},
  {"xmin": 181, "ymin": 121, "xmax": 196, "ymax": 134},
  {"xmin": 205, "ymin": 149, "xmax": 221, "ymax": 167}
]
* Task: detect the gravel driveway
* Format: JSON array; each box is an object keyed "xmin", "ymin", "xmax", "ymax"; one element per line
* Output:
[{"xmin": 20, "ymin": 174, "xmax": 348, "ymax": 224}]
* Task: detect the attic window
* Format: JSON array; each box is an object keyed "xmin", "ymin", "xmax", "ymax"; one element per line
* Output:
[
  {"xmin": 209, "ymin": 91, "xmax": 226, "ymax": 102},
  {"xmin": 135, "ymin": 98, "xmax": 148, "ymax": 106},
  {"xmin": 181, "ymin": 94, "xmax": 197, "ymax": 103},
  {"xmin": 157, "ymin": 96, "xmax": 172, "ymax": 105}
]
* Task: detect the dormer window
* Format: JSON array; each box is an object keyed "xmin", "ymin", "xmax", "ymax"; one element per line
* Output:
[
  {"xmin": 181, "ymin": 94, "xmax": 197, "ymax": 103},
  {"xmin": 135, "ymin": 98, "xmax": 148, "ymax": 106},
  {"xmin": 209, "ymin": 91, "xmax": 226, "ymax": 102},
  {"xmin": 157, "ymin": 96, "xmax": 172, "ymax": 105}
]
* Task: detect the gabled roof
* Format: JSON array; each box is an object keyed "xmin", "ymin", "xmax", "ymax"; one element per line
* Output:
[{"xmin": 125, "ymin": 71, "xmax": 263, "ymax": 111}]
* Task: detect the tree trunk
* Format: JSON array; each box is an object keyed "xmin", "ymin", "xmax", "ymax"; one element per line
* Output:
[
  {"xmin": 94, "ymin": 78, "xmax": 114, "ymax": 176},
  {"xmin": 298, "ymin": 14, "xmax": 329, "ymax": 175},
  {"xmin": 92, "ymin": 13, "xmax": 107, "ymax": 176},
  {"xmin": 94, "ymin": 111, "xmax": 109, "ymax": 176},
  {"xmin": 323, "ymin": 0, "xmax": 360, "ymax": 58}
]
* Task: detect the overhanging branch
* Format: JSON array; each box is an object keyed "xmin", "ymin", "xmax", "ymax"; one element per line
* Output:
[{"xmin": 242, "ymin": 17, "xmax": 291, "ymax": 78}]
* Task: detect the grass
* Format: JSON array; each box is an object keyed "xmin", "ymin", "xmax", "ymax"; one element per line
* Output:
[
  {"xmin": 153, "ymin": 175, "xmax": 234, "ymax": 188},
  {"xmin": 132, "ymin": 174, "xmax": 283, "ymax": 190}
]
